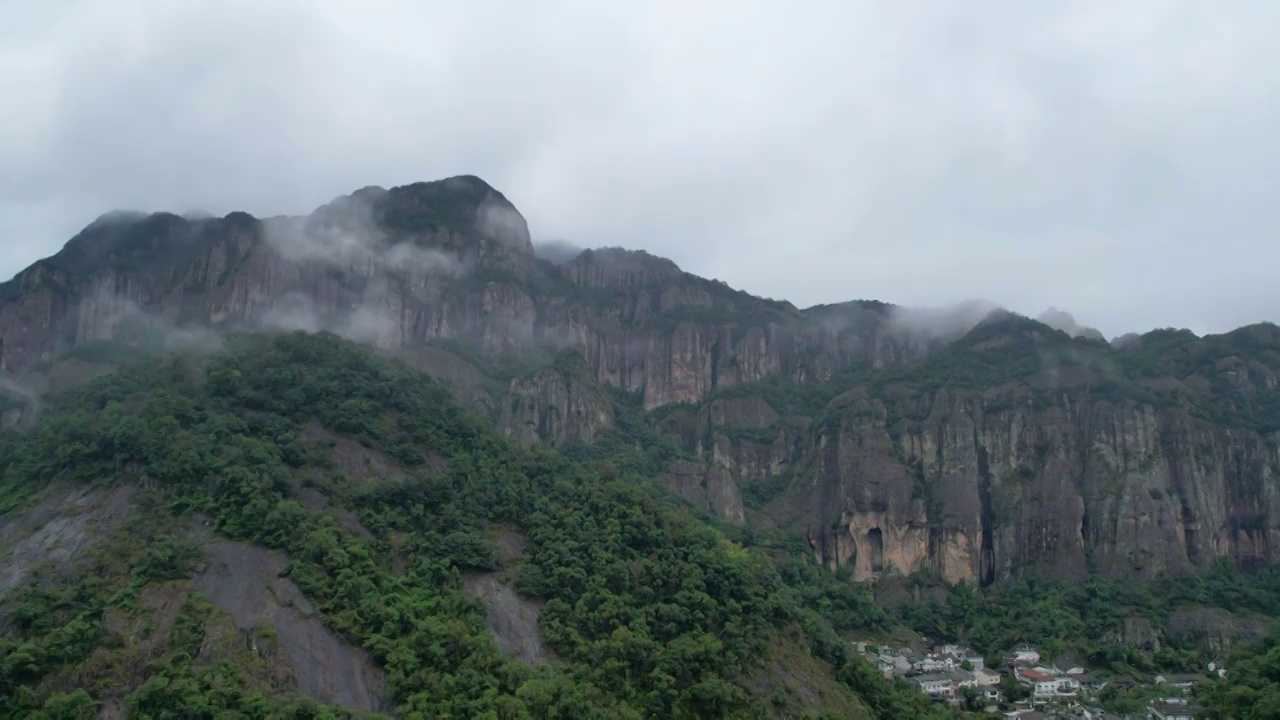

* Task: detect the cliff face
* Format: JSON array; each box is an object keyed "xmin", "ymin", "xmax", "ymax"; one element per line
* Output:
[
  {"xmin": 767, "ymin": 321, "xmax": 1280, "ymax": 583},
  {"xmin": 697, "ymin": 397, "xmax": 795, "ymax": 489},
  {"xmin": 782, "ymin": 393, "xmax": 1279, "ymax": 583},
  {"xmin": 3, "ymin": 175, "xmax": 1278, "ymax": 586},
  {"xmin": 0, "ymin": 177, "xmax": 539, "ymax": 374},
  {"xmin": 0, "ymin": 205, "xmax": 926, "ymax": 420},
  {"xmin": 497, "ymin": 352, "xmax": 615, "ymax": 448},
  {"xmin": 663, "ymin": 460, "xmax": 746, "ymax": 524}
]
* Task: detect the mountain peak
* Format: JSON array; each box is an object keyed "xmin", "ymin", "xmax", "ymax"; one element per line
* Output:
[
  {"xmin": 564, "ymin": 247, "xmax": 683, "ymax": 289},
  {"xmin": 308, "ymin": 175, "xmax": 533, "ymax": 257},
  {"xmin": 1037, "ymin": 306, "xmax": 1105, "ymax": 341}
]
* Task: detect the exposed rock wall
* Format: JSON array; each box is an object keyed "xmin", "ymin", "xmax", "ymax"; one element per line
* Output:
[
  {"xmin": 4, "ymin": 175, "xmax": 1278, "ymax": 588},
  {"xmin": 663, "ymin": 460, "xmax": 746, "ymax": 524},
  {"xmin": 0, "ymin": 183, "xmax": 927, "ymax": 417},
  {"xmin": 498, "ymin": 355, "xmax": 614, "ymax": 447},
  {"xmin": 462, "ymin": 574, "xmax": 552, "ymax": 666},
  {"xmin": 192, "ymin": 534, "xmax": 388, "ymax": 713},
  {"xmin": 772, "ymin": 389, "xmax": 1280, "ymax": 583},
  {"xmin": 696, "ymin": 397, "xmax": 795, "ymax": 488},
  {"xmin": 0, "ymin": 485, "xmax": 137, "ymax": 604}
]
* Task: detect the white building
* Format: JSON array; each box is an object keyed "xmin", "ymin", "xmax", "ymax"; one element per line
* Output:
[
  {"xmin": 912, "ymin": 673, "xmax": 955, "ymax": 699},
  {"xmin": 973, "ymin": 668, "xmax": 1001, "ymax": 687},
  {"xmin": 948, "ymin": 670, "xmax": 977, "ymax": 690},
  {"xmin": 1149, "ymin": 699, "xmax": 1197, "ymax": 720},
  {"xmin": 1157, "ymin": 674, "xmax": 1207, "ymax": 693},
  {"xmin": 914, "ymin": 656, "xmax": 949, "ymax": 673},
  {"xmin": 878, "ymin": 652, "xmax": 912, "ymax": 674},
  {"xmin": 1018, "ymin": 668, "xmax": 1078, "ymax": 699},
  {"xmin": 942, "ymin": 644, "xmax": 986, "ymax": 670},
  {"xmin": 1012, "ymin": 645, "xmax": 1041, "ymax": 664}
]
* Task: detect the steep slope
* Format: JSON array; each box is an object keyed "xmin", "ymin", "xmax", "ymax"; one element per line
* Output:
[
  {"xmin": 0, "ymin": 178, "xmax": 928, "ymax": 419},
  {"xmin": 1, "ymin": 173, "xmax": 1276, "ymax": 594},
  {"xmin": 497, "ymin": 348, "xmax": 615, "ymax": 447},
  {"xmin": 747, "ymin": 316, "xmax": 1280, "ymax": 583},
  {"xmin": 0, "ymin": 332, "xmax": 944, "ymax": 718}
]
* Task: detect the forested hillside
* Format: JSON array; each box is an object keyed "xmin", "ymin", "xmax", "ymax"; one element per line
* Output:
[
  {"xmin": 0, "ymin": 332, "xmax": 950, "ymax": 718},
  {"xmin": 2, "ymin": 175, "xmax": 1279, "ymax": 717}
]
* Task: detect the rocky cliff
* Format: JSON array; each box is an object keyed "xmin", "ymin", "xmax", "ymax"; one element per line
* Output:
[
  {"xmin": 2, "ymin": 175, "xmax": 1277, "ymax": 588},
  {"xmin": 765, "ymin": 318, "xmax": 1280, "ymax": 584},
  {"xmin": 0, "ymin": 178, "xmax": 929, "ymax": 421},
  {"xmin": 497, "ymin": 350, "xmax": 614, "ymax": 447}
]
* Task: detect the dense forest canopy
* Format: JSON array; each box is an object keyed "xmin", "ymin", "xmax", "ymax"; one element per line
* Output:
[
  {"xmin": 1, "ymin": 262, "xmax": 1278, "ymax": 718},
  {"xmin": 0, "ymin": 332, "xmax": 947, "ymax": 719}
]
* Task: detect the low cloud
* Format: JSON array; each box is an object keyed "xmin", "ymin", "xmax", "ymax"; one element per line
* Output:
[
  {"xmin": 0, "ymin": 374, "xmax": 41, "ymax": 416},
  {"xmin": 384, "ymin": 243, "xmax": 463, "ymax": 278},
  {"xmin": 254, "ymin": 187, "xmax": 469, "ymax": 346},
  {"xmin": 264, "ymin": 188, "xmax": 465, "ymax": 279},
  {"xmin": 887, "ymin": 299, "xmax": 1003, "ymax": 342},
  {"xmin": 259, "ymin": 289, "xmax": 403, "ymax": 351},
  {"xmin": 1037, "ymin": 344, "xmax": 1124, "ymax": 389},
  {"xmin": 2, "ymin": 298, "xmax": 219, "ymax": 425},
  {"xmin": 1037, "ymin": 307, "xmax": 1105, "ymax": 341},
  {"xmin": 533, "ymin": 239, "xmax": 585, "ymax": 265},
  {"xmin": 84, "ymin": 298, "xmax": 224, "ymax": 353},
  {"xmin": 260, "ymin": 292, "xmax": 324, "ymax": 334},
  {"xmin": 476, "ymin": 200, "xmax": 533, "ymax": 253},
  {"xmin": 334, "ymin": 306, "xmax": 397, "ymax": 348},
  {"xmin": 4, "ymin": 3, "xmax": 1280, "ymax": 337}
]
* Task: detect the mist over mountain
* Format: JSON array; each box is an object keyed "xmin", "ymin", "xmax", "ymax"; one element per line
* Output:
[{"xmin": 2, "ymin": 175, "xmax": 1278, "ymax": 717}]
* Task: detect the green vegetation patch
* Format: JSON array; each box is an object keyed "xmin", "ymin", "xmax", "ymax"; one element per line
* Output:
[{"xmin": 0, "ymin": 331, "xmax": 950, "ymax": 718}]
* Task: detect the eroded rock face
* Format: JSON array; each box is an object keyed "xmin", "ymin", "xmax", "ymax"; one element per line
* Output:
[
  {"xmin": 1166, "ymin": 606, "xmax": 1272, "ymax": 657},
  {"xmin": 498, "ymin": 354, "xmax": 614, "ymax": 447},
  {"xmin": 698, "ymin": 397, "xmax": 794, "ymax": 489},
  {"xmin": 655, "ymin": 396, "xmax": 796, "ymax": 524},
  {"xmin": 192, "ymin": 535, "xmax": 388, "ymax": 713},
  {"xmin": 0, "ymin": 177, "xmax": 542, "ymax": 376},
  {"xmin": 461, "ymin": 529, "xmax": 553, "ymax": 666},
  {"xmin": 4, "ymin": 176, "xmax": 1278, "ymax": 590},
  {"xmin": 771, "ymin": 388, "xmax": 1280, "ymax": 583},
  {"xmin": 0, "ymin": 485, "xmax": 137, "ymax": 603},
  {"xmin": 1106, "ymin": 615, "xmax": 1161, "ymax": 651},
  {"xmin": 0, "ymin": 181, "xmax": 927, "ymax": 421},
  {"xmin": 299, "ymin": 421, "xmax": 420, "ymax": 485},
  {"xmin": 462, "ymin": 574, "xmax": 552, "ymax": 666},
  {"xmin": 400, "ymin": 344, "xmax": 494, "ymax": 412},
  {"xmin": 663, "ymin": 460, "xmax": 745, "ymax": 524}
]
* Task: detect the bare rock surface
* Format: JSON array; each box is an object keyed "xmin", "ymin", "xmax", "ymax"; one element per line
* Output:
[
  {"xmin": 0, "ymin": 484, "xmax": 136, "ymax": 602},
  {"xmin": 191, "ymin": 532, "xmax": 388, "ymax": 713},
  {"xmin": 461, "ymin": 528, "xmax": 552, "ymax": 666},
  {"xmin": 462, "ymin": 573, "xmax": 551, "ymax": 666}
]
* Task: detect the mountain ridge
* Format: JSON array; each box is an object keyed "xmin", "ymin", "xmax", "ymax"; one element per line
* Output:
[
  {"xmin": 2, "ymin": 174, "xmax": 1279, "ymax": 717},
  {"xmin": 0, "ymin": 174, "xmax": 1248, "ymax": 377},
  {"xmin": 1, "ymin": 174, "xmax": 1277, "ymax": 589}
]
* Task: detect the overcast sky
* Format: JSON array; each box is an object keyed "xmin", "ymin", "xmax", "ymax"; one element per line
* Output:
[{"xmin": 3, "ymin": 2, "xmax": 1278, "ymax": 337}]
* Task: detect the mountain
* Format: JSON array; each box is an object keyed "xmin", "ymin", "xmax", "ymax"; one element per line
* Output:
[
  {"xmin": 773, "ymin": 316, "xmax": 1280, "ymax": 584},
  {"xmin": 2, "ymin": 175, "xmax": 1276, "ymax": 585},
  {"xmin": 0, "ymin": 332, "xmax": 940, "ymax": 718},
  {"xmin": 2, "ymin": 175, "xmax": 1279, "ymax": 714},
  {"xmin": 0, "ymin": 175, "xmax": 921, "ymax": 413}
]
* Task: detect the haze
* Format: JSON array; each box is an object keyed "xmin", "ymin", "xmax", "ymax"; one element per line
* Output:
[{"xmin": 3, "ymin": 1, "xmax": 1278, "ymax": 338}]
